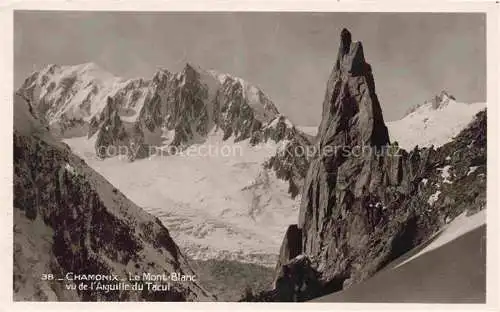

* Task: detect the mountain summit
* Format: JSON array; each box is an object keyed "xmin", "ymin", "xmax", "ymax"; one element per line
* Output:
[
  {"xmin": 387, "ymin": 91, "xmax": 485, "ymax": 150},
  {"xmin": 317, "ymin": 28, "xmax": 389, "ymax": 150}
]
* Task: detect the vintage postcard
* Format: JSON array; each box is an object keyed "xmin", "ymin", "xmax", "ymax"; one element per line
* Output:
[{"xmin": 1, "ymin": 1, "xmax": 498, "ymax": 311}]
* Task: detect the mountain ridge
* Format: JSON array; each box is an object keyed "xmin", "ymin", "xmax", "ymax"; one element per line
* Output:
[
  {"xmin": 18, "ymin": 61, "xmax": 314, "ymax": 206},
  {"xmin": 18, "ymin": 61, "xmax": 305, "ymax": 161},
  {"xmin": 387, "ymin": 91, "xmax": 485, "ymax": 150}
]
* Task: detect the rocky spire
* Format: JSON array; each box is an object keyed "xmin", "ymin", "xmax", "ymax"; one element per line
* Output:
[
  {"xmin": 269, "ymin": 29, "xmax": 426, "ymax": 300},
  {"xmin": 266, "ymin": 29, "xmax": 486, "ymax": 303},
  {"xmin": 318, "ymin": 28, "xmax": 389, "ymax": 152},
  {"xmin": 298, "ymin": 27, "xmax": 393, "ymax": 273}
]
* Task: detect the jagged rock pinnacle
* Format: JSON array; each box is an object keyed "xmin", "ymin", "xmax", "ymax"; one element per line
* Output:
[
  {"xmin": 272, "ymin": 29, "xmax": 396, "ymax": 297},
  {"xmin": 334, "ymin": 28, "xmax": 368, "ymax": 76},
  {"xmin": 269, "ymin": 29, "xmax": 486, "ymax": 302},
  {"xmin": 317, "ymin": 28, "xmax": 389, "ymax": 151}
]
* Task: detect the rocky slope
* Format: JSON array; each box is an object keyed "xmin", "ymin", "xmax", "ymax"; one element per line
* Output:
[
  {"xmin": 13, "ymin": 93, "xmax": 214, "ymax": 301},
  {"xmin": 244, "ymin": 28, "xmax": 487, "ymax": 302},
  {"xmin": 313, "ymin": 222, "xmax": 486, "ymax": 303}
]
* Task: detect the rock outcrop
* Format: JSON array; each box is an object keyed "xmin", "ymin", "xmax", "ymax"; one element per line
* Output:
[
  {"xmin": 260, "ymin": 116, "xmax": 315, "ymax": 198},
  {"xmin": 274, "ymin": 225, "xmax": 302, "ymax": 274},
  {"xmin": 13, "ymin": 93, "xmax": 215, "ymax": 301},
  {"xmin": 262, "ymin": 29, "xmax": 487, "ymax": 302},
  {"xmin": 404, "ymin": 91, "xmax": 456, "ymax": 117}
]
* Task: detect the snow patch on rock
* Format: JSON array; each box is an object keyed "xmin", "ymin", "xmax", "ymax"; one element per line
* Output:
[
  {"xmin": 437, "ymin": 165, "xmax": 453, "ymax": 184},
  {"xmin": 395, "ymin": 209, "xmax": 486, "ymax": 268},
  {"xmin": 467, "ymin": 166, "xmax": 479, "ymax": 176},
  {"xmin": 428, "ymin": 190, "xmax": 442, "ymax": 206}
]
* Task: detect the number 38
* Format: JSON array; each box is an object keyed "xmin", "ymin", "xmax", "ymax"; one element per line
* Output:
[{"xmin": 41, "ymin": 274, "xmax": 54, "ymax": 281}]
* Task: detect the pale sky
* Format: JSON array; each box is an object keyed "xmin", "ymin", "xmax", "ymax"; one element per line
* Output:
[{"xmin": 14, "ymin": 11, "xmax": 486, "ymax": 125}]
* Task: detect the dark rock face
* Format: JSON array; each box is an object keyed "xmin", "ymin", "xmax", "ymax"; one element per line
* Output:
[
  {"xmin": 159, "ymin": 64, "xmax": 214, "ymax": 146},
  {"xmin": 266, "ymin": 29, "xmax": 487, "ymax": 302},
  {"xmin": 271, "ymin": 255, "xmax": 323, "ymax": 302},
  {"xmin": 319, "ymin": 28, "xmax": 389, "ymax": 151},
  {"xmin": 91, "ymin": 97, "xmax": 150, "ymax": 161},
  {"xmin": 94, "ymin": 97, "xmax": 129, "ymax": 158},
  {"xmin": 13, "ymin": 94, "xmax": 214, "ymax": 301},
  {"xmin": 217, "ymin": 76, "xmax": 274, "ymax": 142},
  {"xmin": 300, "ymin": 28, "xmax": 391, "ymax": 265},
  {"xmin": 274, "ymin": 225, "xmax": 302, "ymax": 274},
  {"xmin": 241, "ymin": 255, "xmax": 324, "ymax": 302},
  {"xmin": 261, "ymin": 118, "xmax": 315, "ymax": 198}
]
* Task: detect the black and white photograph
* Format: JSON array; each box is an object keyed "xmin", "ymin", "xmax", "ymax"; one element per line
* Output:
[{"xmin": 4, "ymin": 3, "xmax": 498, "ymax": 307}]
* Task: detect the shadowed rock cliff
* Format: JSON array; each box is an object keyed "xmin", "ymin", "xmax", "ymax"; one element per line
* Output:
[{"xmin": 13, "ymin": 93, "xmax": 215, "ymax": 301}]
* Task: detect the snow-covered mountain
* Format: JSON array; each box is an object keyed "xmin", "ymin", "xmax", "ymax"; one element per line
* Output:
[
  {"xmin": 386, "ymin": 91, "xmax": 486, "ymax": 150},
  {"xmin": 17, "ymin": 62, "xmax": 314, "ymax": 267},
  {"xmin": 18, "ymin": 62, "xmax": 281, "ymax": 157}
]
